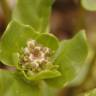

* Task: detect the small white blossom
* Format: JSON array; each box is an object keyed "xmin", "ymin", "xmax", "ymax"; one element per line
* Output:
[
  {"xmin": 31, "ymin": 61, "xmax": 39, "ymax": 68},
  {"xmin": 29, "ymin": 54, "xmax": 34, "ymax": 61},
  {"xmin": 34, "ymin": 46, "xmax": 41, "ymax": 51},
  {"xmin": 19, "ymin": 39, "xmax": 53, "ymax": 74},
  {"xmin": 43, "ymin": 47, "xmax": 50, "ymax": 54},
  {"xmin": 27, "ymin": 40, "xmax": 36, "ymax": 48},
  {"xmin": 24, "ymin": 47, "xmax": 30, "ymax": 54}
]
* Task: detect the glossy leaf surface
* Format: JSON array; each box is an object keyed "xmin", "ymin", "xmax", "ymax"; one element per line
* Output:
[
  {"xmin": 46, "ymin": 31, "xmax": 88, "ymax": 87},
  {"xmin": 13, "ymin": 0, "xmax": 53, "ymax": 32}
]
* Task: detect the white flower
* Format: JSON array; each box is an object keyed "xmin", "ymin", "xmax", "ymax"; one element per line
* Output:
[
  {"xmin": 27, "ymin": 40, "xmax": 36, "ymax": 48},
  {"xmin": 31, "ymin": 61, "xmax": 39, "ymax": 68},
  {"xmin": 19, "ymin": 39, "xmax": 53, "ymax": 74},
  {"xmin": 24, "ymin": 47, "xmax": 30, "ymax": 54}
]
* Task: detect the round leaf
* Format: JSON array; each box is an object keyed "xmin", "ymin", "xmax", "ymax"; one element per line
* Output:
[
  {"xmin": 46, "ymin": 31, "xmax": 88, "ymax": 87},
  {"xmin": 36, "ymin": 33, "xmax": 59, "ymax": 51},
  {"xmin": 23, "ymin": 70, "xmax": 61, "ymax": 80},
  {"xmin": 81, "ymin": 0, "xmax": 96, "ymax": 11},
  {"xmin": 0, "ymin": 70, "xmax": 41, "ymax": 96},
  {"xmin": 13, "ymin": 0, "xmax": 53, "ymax": 32}
]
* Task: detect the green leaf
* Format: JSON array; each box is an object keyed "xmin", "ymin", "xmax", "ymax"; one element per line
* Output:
[
  {"xmin": 36, "ymin": 33, "xmax": 59, "ymax": 51},
  {"xmin": 39, "ymin": 81, "xmax": 59, "ymax": 96},
  {"xmin": 46, "ymin": 31, "xmax": 88, "ymax": 87},
  {"xmin": 0, "ymin": 70, "xmax": 58, "ymax": 96},
  {"xmin": 0, "ymin": 20, "xmax": 39, "ymax": 66},
  {"xmin": 0, "ymin": 70, "xmax": 41, "ymax": 96},
  {"xmin": 81, "ymin": 0, "xmax": 96, "ymax": 11},
  {"xmin": 84, "ymin": 89, "xmax": 96, "ymax": 96},
  {"xmin": 0, "ymin": 70, "xmax": 14, "ymax": 96},
  {"xmin": 22, "ymin": 70, "xmax": 61, "ymax": 80},
  {"xmin": 13, "ymin": 0, "xmax": 53, "ymax": 32}
]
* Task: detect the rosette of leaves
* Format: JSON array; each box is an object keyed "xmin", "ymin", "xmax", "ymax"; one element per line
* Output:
[
  {"xmin": 0, "ymin": 0, "xmax": 89, "ymax": 96},
  {"xmin": 0, "ymin": 20, "xmax": 88, "ymax": 96}
]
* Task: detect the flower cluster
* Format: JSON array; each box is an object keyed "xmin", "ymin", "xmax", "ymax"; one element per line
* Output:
[{"xmin": 19, "ymin": 39, "xmax": 54, "ymax": 76}]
